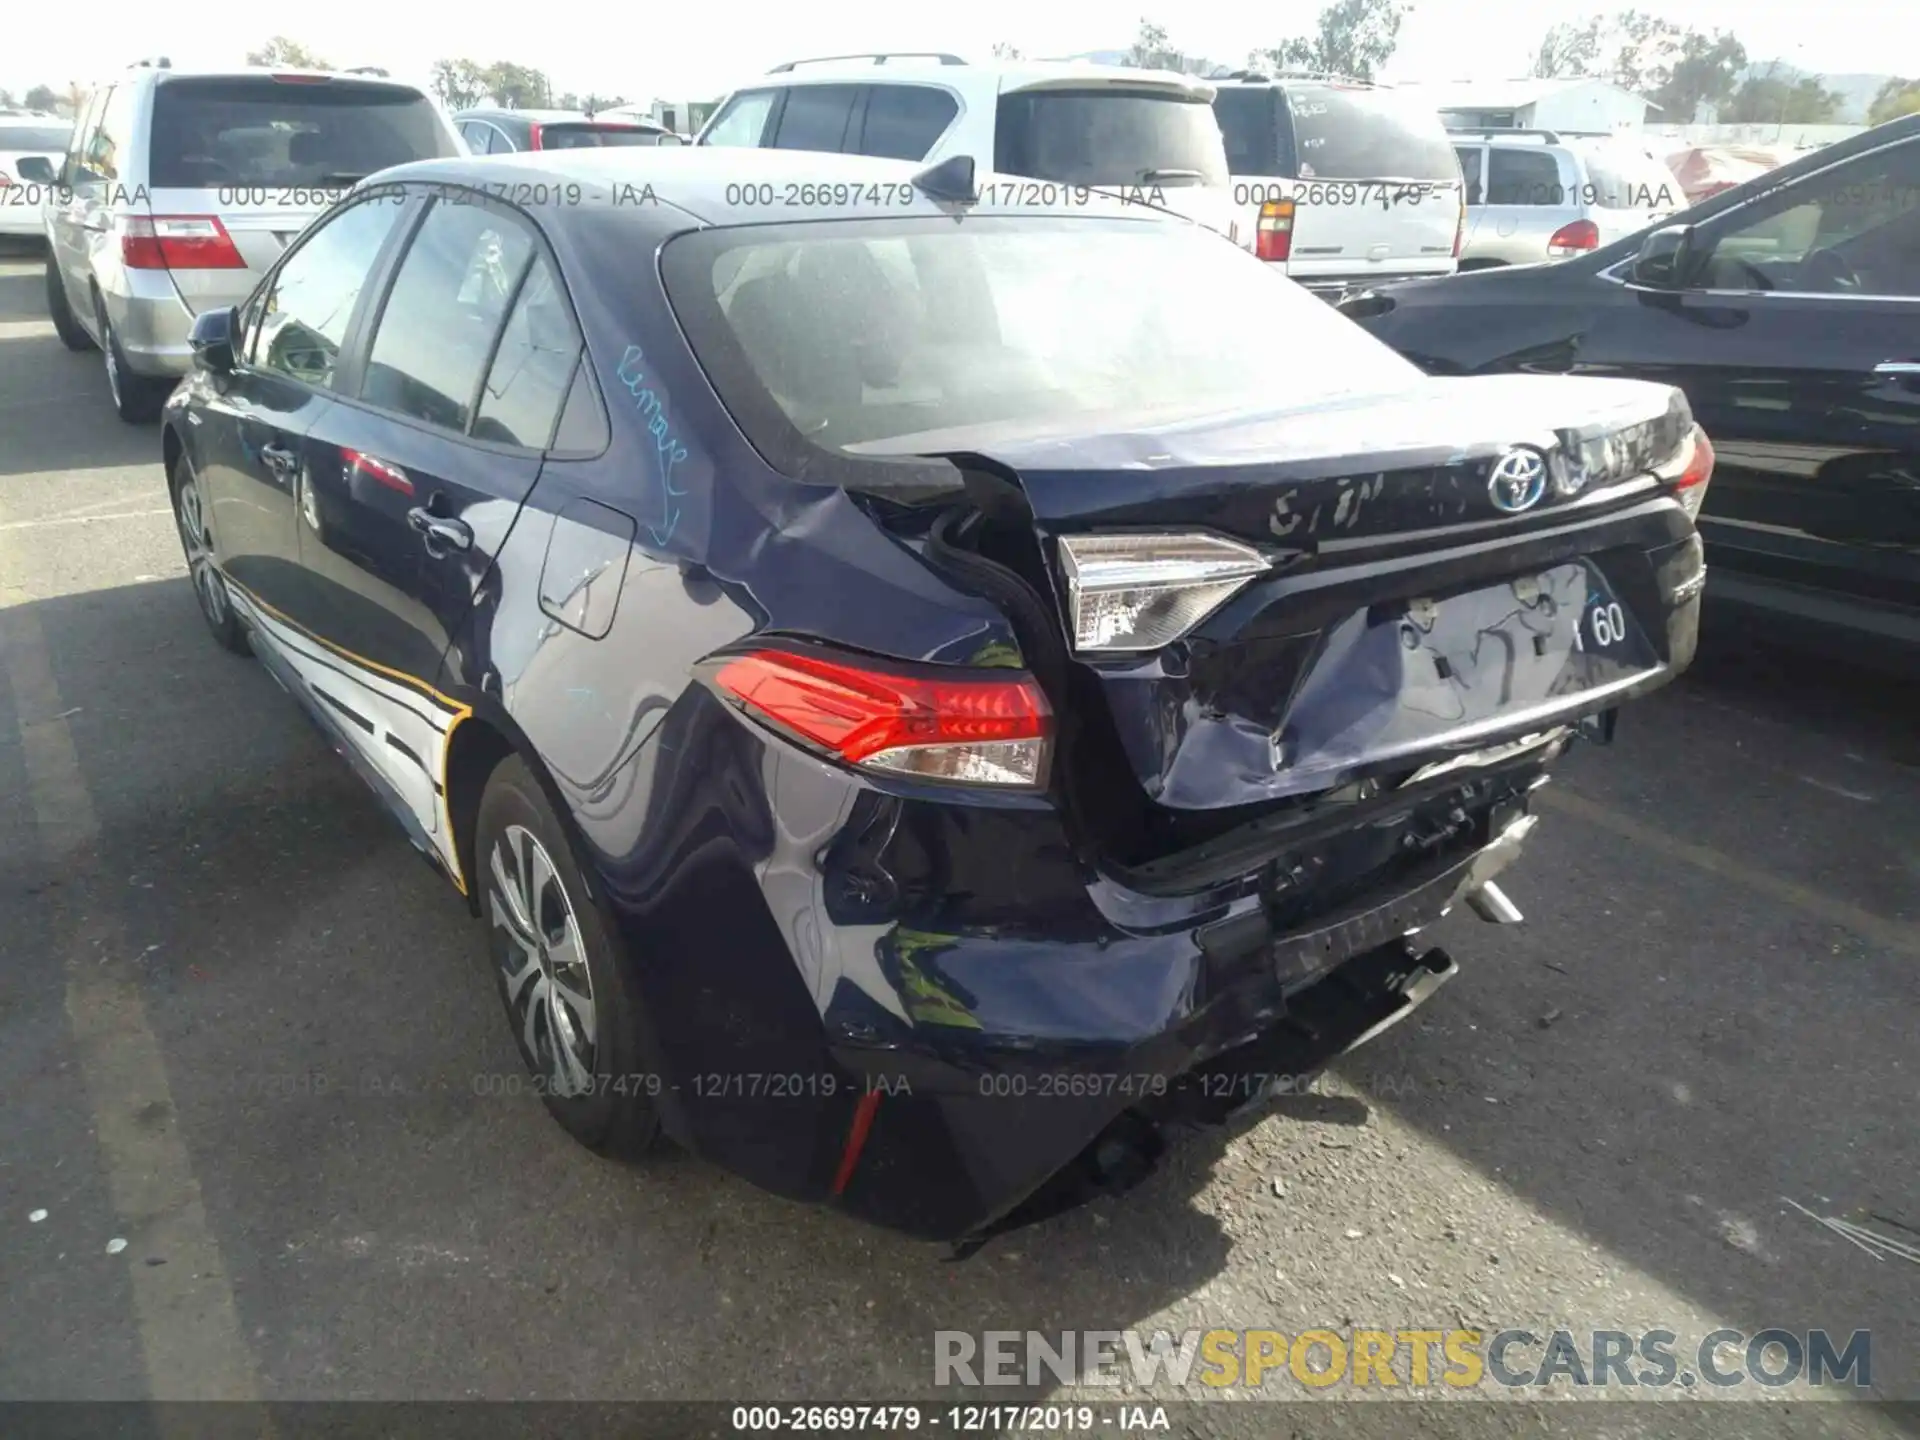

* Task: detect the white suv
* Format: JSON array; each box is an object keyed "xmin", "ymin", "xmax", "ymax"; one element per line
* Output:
[
  {"xmin": 695, "ymin": 52, "xmax": 1243, "ymax": 247},
  {"xmin": 1210, "ymin": 71, "xmax": 1465, "ymax": 301}
]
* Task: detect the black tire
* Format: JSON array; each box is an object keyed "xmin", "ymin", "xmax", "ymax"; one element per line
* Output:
[
  {"xmin": 46, "ymin": 259, "xmax": 94, "ymax": 352},
  {"xmin": 95, "ymin": 294, "xmax": 170, "ymax": 424},
  {"xmin": 168, "ymin": 450, "xmax": 250, "ymax": 656},
  {"xmin": 475, "ymin": 755, "xmax": 662, "ymax": 1158}
]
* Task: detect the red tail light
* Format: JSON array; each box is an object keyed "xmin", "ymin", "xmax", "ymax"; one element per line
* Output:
[
  {"xmin": 1255, "ymin": 198, "xmax": 1294, "ymax": 263},
  {"xmin": 711, "ymin": 648, "xmax": 1052, "ymax": 789},
  {"xmin": 1546, "ymin": 219, "xmax": 1600, "ymax": 257},
  {"xmin": 0, "ymin": 173, "xmax": 13, "ymax": 187},
  {"xmin": 527, "ymin": 122, "xmax": 544, "ymax": 150},
  {"xmin": 120, "ymin": 215, "xmax": 247, "ymax": 270}
]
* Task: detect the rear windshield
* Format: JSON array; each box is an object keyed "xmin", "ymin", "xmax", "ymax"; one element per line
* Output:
[
  {"xmin": 148, "ymin": 78, "xmax": 458, "ymax": 189},
  {"xmin": 1213, "ymin": 88, "xmax": 1283, "ymax": 176},
  {"xmin": 993, "ymin": 90, "xmax": 1228, "ymax": 189},
  {"xmin": 1577, "ymin": 146, "xmax": 1683, "ymax": 210},
  {"xmin": 659, "ymin": 216, "xmax": 1415, "ymax": 472},
  {"xmin": 1284, "ymin": 86, "xmax": 1459, "ymax": 182},
  {"xmin": 539, "ymin": 124, "xmax": 677, "ymax": 149},
  {"xmin": 0, "ymin": 124, "xmax": 72, "ymax": 151}
]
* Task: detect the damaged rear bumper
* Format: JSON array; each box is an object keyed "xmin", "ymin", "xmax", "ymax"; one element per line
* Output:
[{"xmin": 823, "ymin": 753, "xmax": 1556, "ymax": 1244}]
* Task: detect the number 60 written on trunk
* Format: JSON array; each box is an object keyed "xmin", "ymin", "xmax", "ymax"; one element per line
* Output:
[{"xmin": 1585, "ymin": 601, "xmax": 1627, "ymax": 649}]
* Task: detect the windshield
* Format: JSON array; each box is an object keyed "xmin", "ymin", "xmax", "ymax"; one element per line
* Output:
[
  {"xmin": 148, "ymin": 78, "xmax": 458, "ymax": 189},
  {"xmin": 1578, "ymin": 145, "xmax": 1683, "ymax": 211},
  {"xmin": 540, "ymin": 124, "xmax": 677, "ymax": 149},
  {"xmin": 1285, "ymin": 86, "xmax": 1459, "ymax": 182},
  {"xmin": 661, "ymin": 216, "xmax": 1417, "ymax": 467},
  {"xmin": 0, "ymin": 123, "xmax": 72, "ymax": 151},
  {"xmin": 993, "ymin": 90, "xmax": 1228, "ymax": 188}
]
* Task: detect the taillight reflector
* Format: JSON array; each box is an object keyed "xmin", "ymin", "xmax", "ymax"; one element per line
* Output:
[
  {"xmin": 1255, "ymin": 198, "xmax": 1294, "ymax": 263},
  {"xmin": 712, "ymin": 648, "xmax": 1051, "ymax": 789},
  {"xmin": 527, "ymin": 122, "xmax": 544, "ymax": 150},
  {"xmin": 1546, "ymin": 219, "xmax": 1600, "ymax": 257},
  {"xmin": 1667, "ymin": 425, "xmax": 1715, "ymax": 519},
  {"xmin": 120, "ymin": 215, "xmax": 247, "ymax": 270}
]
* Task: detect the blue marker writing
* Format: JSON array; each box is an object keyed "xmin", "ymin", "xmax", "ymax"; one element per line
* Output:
[{"xmin": 614, "ymin": 345, "xmax": 691, "ymax": 546}]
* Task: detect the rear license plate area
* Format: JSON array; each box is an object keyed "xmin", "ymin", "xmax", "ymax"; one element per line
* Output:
[{"xmin": 1272, "ymin": 561, "xmax": 1657, "ymax": 792}]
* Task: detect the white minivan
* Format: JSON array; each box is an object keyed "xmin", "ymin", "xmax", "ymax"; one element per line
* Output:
[{"xmin": 1211, "ymin": 73, "xmax": 1465, "ymax": 300}]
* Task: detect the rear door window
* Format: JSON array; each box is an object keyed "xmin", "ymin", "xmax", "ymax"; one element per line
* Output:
[
  {"xmin": 994, "ymin": 90, "xmax": 1228, "ymax": 188},
  {"xmin": 252, "ymin": 196, "xmax": 406, "ymax": 387},
  {"xmin": 1212, "ymin": 88, "xmax": 1284, "ymax": 175},
  {"xmin": 1486, "ymin": 148, "xmax": 1563, "ymax": 205},
  {"xmin": 855, "ymin": 85, "xmax": 959, "ymax": 161},
  {"xmin": 700, "ymin": 90, "xmax": 778, "ymax": 147},
  {"xmin": 361, "ymin": 198, "xmax": 538, "ymax": 432},
  {"xmin": 1455, "ymin": 145, "xmax": 1484, "ymax": 204},
  {"xmin": 1283, "ymin": 86, "xmax": 1459, "ymax": 181},
  {"xmin": 148, "ymin": 77, "xmax": 459, "ymax": 189},
  {"xmin": 472, "ymin": 256, "xmax": 583, "ymax": 448},
  {"xmin": 770, "ymin": 86, "xmax": 862, "ymax": 153}
]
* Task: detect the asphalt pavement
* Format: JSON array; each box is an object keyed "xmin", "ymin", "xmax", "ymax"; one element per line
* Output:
[{"xmin": 1, "ymin": 239, "xmax": 1916, "ymax": 1437}]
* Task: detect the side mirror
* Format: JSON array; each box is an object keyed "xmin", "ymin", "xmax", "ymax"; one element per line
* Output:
[
  {"xmin": 189, "ymin": 306, "xmax": 239, "ymax": 374},
  {"xmin": 1631, "ymin": 224, "xmax": 1695, "ymax": 289},
  {"xmin": 15, "ymin": 155, "xmax": 57, "ymax": 185}
]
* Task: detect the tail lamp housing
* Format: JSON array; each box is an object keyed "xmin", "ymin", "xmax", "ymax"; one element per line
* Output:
[
  {"xmin": 1255, "ymin": 199, "xmax": 1294, "ymax": 263},
  {"xmin": 1546, "ymin": 219, "xmax": 1600, "ymax": 258},
  {"xmin": 119, "ymin": 214, "xmax": 247, "ymax": 270},
  {"xmin": 1057, "ymin": 532, "xmax": 1272, "ymax": 653},
  {"xmin": 711, "ymin": 647, "xmax": 1052, "ymax": 789}
]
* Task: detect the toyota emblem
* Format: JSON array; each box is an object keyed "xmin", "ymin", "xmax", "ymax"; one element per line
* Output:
[{"xmin": 1488, "ymin": 447, "xmax": 1549, "ymax": 514}]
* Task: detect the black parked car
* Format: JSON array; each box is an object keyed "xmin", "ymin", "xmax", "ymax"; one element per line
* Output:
[
  {"xmin": 1342, "ymin": 115, "xmax": 1920, "ymax": 662},
  {"xmin": 162, "ymin": 146, "xmax": 1708, "ymax": 1244}
]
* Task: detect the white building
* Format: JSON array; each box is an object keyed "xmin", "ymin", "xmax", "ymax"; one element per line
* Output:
[{"xmin": 1392, "ymin": 78, "xmax": 1656, "ymax": 135}]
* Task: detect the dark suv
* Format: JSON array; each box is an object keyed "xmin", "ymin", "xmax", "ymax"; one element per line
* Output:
[{"xmin": 161, "ymin": 146, "xmax": 1708, "ymax": 1244}]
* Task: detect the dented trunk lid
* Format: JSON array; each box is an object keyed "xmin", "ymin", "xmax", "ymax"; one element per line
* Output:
[{"xmin": 887, "ymin": 374, "xmax": 1690, "ymax": 813}]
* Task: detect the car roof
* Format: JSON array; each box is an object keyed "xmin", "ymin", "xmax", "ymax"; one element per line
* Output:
[
  {"xmin": 367, "ymin": 146, "xmax": 1190, "ymax": 229},
  {"xmin": 734, "ymin": 57, "xmax": 1214, "ymax": 101},
  {"xmin": 459, "ymin": 108, "xmax": 667, "ymax": 127}
]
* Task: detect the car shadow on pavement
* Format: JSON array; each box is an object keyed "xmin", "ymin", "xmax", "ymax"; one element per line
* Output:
[{"xmin": 1, "ymin": 576, "xmax": 1239, "ymax": 1403}]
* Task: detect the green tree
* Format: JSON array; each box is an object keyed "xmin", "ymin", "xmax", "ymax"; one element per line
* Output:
[
  {"xmin": 429, "ymin": 59, "xmax": 489, "ymax": 110},
  {"xmin": 246, "ymin": 37, "xmax": 333, "ymax": 69},
  {"xmin": 1722, "ymin": 70, "xmax": 1844, "ymax": 124},
  {"xmin": 1252, "ymin": 0, "xmax": 1408, "ymax": 83},
  {"xmin": 481, "ymin": 62, "xmax": 551, "ymax": 108},
  {"xmin": 1124, "ymin": 20, "xmax": 1185, "ymax": 71},
  {"xmin": 24, "ymin": 84, "xmax": 61, "ymax": 112},
  {"xmin": 1532, "ymin": 19, "xmax": 1603, "ymax": 79},
  {"xmin": 1646, "ymin": 30, "xmax": 1746, "ymax": 122},
  {"xmin": 0, "ymin": 89, "xmax": 16, "ymax": 110},
  {"xmin": 1867, "ymin": 77, "xmax": 1920, "ymax": 125}
]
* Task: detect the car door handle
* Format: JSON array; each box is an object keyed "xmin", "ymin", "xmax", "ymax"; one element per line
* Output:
[
  {"xmin": 259, "ymin": 442, "xmax": 299, "ymax": 475},
  {"xmin": 1873, "ymin": 361, "xmax": 1920, "ymax": 376},
  {"xmin": 407, "ymin": 508, "xmax": 473, "ymax": 553}
]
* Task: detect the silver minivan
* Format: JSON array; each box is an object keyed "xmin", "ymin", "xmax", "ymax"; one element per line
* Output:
[
  {"xmin": 1451, "ymin": 129, "xmax": 1682, "ymax": 269},
  {"xmin": 35, "ymin": 61, "xmax": 462, "ymax": 421}
]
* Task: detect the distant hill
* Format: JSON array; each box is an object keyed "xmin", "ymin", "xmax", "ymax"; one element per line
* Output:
[{"xmin": 1731, "ymin": 62, "xmax": 1895, "ymax": 122}]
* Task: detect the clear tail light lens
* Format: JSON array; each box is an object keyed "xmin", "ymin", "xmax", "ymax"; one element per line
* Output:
[
  {"xmin": 1255, "ymin": 199, "xmax": 1294, "ymax": 263},
  {"xmin": 712, "ymin": 648, "xmax": 1051, "ymax": 789},
  {"xmin": 1057, "ymin": 532, "xmax": 1272, "ymax": 653}
]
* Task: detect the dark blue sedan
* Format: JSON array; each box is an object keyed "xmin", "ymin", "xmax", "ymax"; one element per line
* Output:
[{"xmin": 161, "ymin": 146, "xmax": 1710, "ymax": 1245}]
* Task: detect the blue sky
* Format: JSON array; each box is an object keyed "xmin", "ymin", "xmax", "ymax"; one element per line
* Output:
[{"xmin": 4, "ymin": 0, "xmax": 1909, "ymax": 102}]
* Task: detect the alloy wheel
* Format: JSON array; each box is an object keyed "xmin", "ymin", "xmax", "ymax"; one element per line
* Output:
[
  {"xmin": 488, "ymin": 823, "xmax": 598, "ymax": 1097},
  {"xmin": 173, "ymin": 464, "xmax": 229, "ymax": 628}
]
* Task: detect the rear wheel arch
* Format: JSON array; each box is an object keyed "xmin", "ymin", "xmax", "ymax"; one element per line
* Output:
[{"xmin": 445, "ymin": 707, "xmax": 601, "ymax": 918}]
